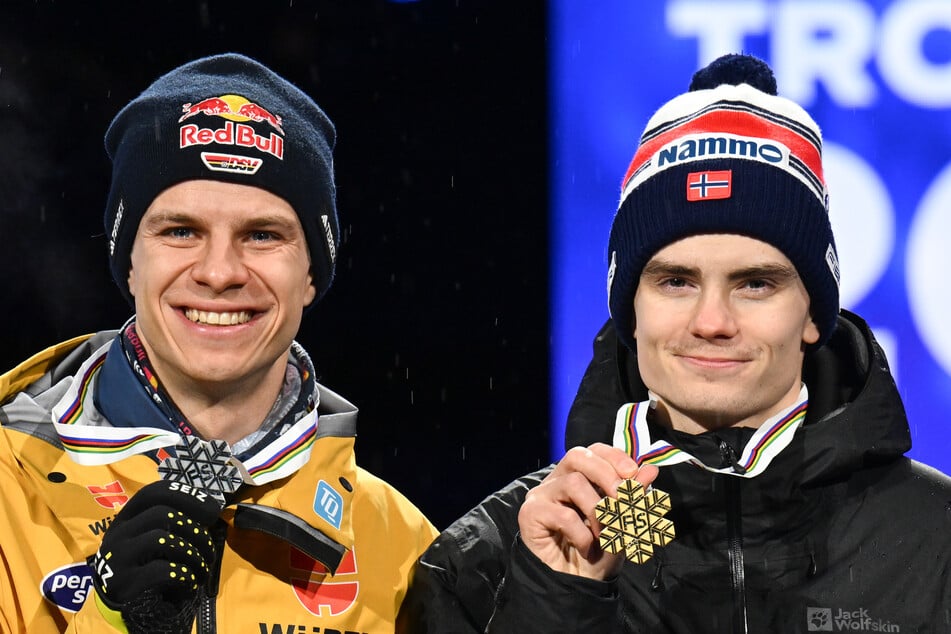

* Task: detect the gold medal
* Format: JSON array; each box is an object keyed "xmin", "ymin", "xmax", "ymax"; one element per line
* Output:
[{"xmin": 595, "ymin": 478, "xmax": 675, "ymax": 563}]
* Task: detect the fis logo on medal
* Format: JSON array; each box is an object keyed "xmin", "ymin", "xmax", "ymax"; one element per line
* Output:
[{"xmin": 313, "ymin": 480, "xmax": 343, "ymax": 529}]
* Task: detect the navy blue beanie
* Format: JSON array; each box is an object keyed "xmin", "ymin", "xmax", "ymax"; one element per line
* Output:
[
  {"xmin": 104, "ymin": 53, "xmax": 338, "ymax": 306},
  {"xmin": 607, "ymin": 54, "xmax": 840, "ymax": 350}
]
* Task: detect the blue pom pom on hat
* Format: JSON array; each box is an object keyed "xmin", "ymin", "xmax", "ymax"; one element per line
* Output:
[{"xmin": 607, "ymin": 53, "xmax": 840, "ymax": 350}]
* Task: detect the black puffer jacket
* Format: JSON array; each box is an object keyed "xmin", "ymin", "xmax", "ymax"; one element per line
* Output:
[{"xmin": 399, "ymin": 311, "xmax": 951, "ymax": 633}]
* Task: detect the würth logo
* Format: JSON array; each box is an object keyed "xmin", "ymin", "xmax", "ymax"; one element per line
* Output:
[
  {"xmin": 86, "ymin": 481, "xmax": 128, "ymax": 509},
  {"xmin": 290, "ymin": 546, "xmax": 359, "ymax": 617}
]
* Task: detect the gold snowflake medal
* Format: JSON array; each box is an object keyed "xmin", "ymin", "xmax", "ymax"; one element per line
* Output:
[{"xmin": 595, "ymin": 478, "xmax": 675, "ymax": 564}]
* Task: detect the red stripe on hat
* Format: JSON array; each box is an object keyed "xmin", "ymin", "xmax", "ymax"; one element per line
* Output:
[{"xmin": 621, "ymin": 109, "xmax": 823, "ymax": 193}]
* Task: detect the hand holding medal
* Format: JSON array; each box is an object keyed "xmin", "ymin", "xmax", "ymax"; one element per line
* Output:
[{"xmin": 518, "ymin": 443, "xmax": 671, "ymax": 579}]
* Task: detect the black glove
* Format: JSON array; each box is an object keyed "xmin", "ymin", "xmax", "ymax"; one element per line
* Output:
[{"xmin": 90, "ymin": 479, "xmax": 223, "ymax": 634}]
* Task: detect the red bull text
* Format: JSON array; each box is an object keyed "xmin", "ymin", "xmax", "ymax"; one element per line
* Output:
[{"xmin": 181, "ymin": 121, "xmax": 284, "ymax": 160}]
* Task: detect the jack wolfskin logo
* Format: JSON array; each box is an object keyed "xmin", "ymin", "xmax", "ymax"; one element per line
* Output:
[
  {"xmin": 313, "ymin": 479, "xmax": 343, "ymax": 529},
  {"xmin": 808, "ymin": 607, "xmax": 833, "ymax": 631},
  {"xmin": 807, "ymin": 606, "xmax": 901, "ymax": 632}
]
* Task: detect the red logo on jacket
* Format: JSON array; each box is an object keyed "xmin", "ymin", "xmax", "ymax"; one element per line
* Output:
[
  {"xmin": 86, "ymin": 481, "xmax": 129, "ymax": 509},
  {"xmin": 290, "ymin": 546, "xmax": 359, "ymax": 616}
]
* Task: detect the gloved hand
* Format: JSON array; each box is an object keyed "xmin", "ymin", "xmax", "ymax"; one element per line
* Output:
[{"xmin": 89, "ymin": 480, "xmax": 223, "ymax": 634}]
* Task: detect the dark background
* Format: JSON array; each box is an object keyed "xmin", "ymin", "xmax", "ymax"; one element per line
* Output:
[{"xmin": 0, "ymin": 0, "xmax": 551, "ymax": 529}]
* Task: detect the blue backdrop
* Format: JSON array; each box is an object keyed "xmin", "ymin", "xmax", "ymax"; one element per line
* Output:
[{"xmin": 550, "ymin": 0, "xmax": 951, "ymax": 472}]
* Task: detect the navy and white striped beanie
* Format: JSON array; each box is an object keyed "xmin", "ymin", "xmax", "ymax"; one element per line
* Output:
[{"xmin": 607, "ymin": 54, "xmax": 840, "ymax": 350}]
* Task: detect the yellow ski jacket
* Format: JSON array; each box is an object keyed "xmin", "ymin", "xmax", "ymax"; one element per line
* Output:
[{"xmin": 0, "ymin": 333, "xmax": 437, "ymax": 634}]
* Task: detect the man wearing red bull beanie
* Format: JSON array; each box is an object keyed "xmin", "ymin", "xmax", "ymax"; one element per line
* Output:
[
  {"xmin": 398, "ymin": 54, "xmax": 951, "ymax": 632},
  {"xmin": 0, "ymin": 53, "xmax": 436, "ymax": 633}
]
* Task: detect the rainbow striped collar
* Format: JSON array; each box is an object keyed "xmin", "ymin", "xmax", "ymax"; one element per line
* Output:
[
  {"xmin": 50, "ymin": 340, "xmax": 321, "ymax": 486},
  {"xmin": 612, "ymin": 386, "xmax": 809, "ymax": 478}
]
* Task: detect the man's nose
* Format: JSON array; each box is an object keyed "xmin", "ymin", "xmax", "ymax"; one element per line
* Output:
[
  {"xmin": 190, "ymin": 238, "xmax": 250, "ymax": 292},
  {"xmin": 688, "ymin": 289, "xmax": 739, "ymax": 339}
]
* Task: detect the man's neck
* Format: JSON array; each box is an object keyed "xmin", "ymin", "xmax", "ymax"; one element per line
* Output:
[
  {"xmin": 648, "ymin": 385, "xmax": 806, "ymax": 435},
  {"xmin": 162, "ymin": 363, "xmax": 287, "ymax": 446}
]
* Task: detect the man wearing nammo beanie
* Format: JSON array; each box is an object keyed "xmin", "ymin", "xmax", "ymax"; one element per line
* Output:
[
  {"xmin": 0, "ymin": 53, "xmax": 436, "ymax": 634},
  {"xmin": 398, "ymin": 53, "xmax": 951, "ymax": 632}
]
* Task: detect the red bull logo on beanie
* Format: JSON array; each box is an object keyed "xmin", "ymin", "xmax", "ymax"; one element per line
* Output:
[
  {"xmin": 179, "ymin": 95, "xmax": 285, "ymax": 160},
  {"xmin": 179, "ymin": 94, "xmax": 284, "ymax": 134}
]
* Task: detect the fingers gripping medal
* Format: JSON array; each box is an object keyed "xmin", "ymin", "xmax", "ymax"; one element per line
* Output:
[
  {"xmin": 158, "ymin": 435, "xmax": 245, "ymax": 505},
  {"xmin": 595, "ymin": 479, "xmax": 675, "ymax": 564}
]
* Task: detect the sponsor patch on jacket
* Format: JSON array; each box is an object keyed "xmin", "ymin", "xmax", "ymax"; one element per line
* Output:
[
  {"xmin": 41, "ymin": 562, "xmax": 94, "ymax": 612},
  {"xmin": 313, "ymin": 479, "xmax": 343, "ymax": 529},
  {"xmin": 290, "ymin": 547, "xmax": 359, "ymax": 617},
  {"xmin": 86, "ymin": 480, "xmax": 129, "ymax": 509},
  {"xmin": 806, "ymin": 606, "xmax": 902, "ymax": 632}
]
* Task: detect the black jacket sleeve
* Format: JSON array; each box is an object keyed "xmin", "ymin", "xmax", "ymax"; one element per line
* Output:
[
  {"xmin": 398, "ymin": 466, "xmax": 625, "ymax": 633},
  {"xmin": 486, "ymin": 538, "xmax": 622, "ymax": 631},
  {"xmin": 565, "ymin": 318, "xmax": 648, "ymax": 452}
]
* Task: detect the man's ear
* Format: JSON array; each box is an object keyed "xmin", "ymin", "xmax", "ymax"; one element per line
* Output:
[
  {"xmin": 802, "ymin": 313, "xmax": 820, "ymax": 346},
  {"xmin": 303, "ymin": 275, "xmax": 316, "ymax": 308},
  {"xmin": 127, "ymin": 268, "xmax": 136, "ymax": 298}
]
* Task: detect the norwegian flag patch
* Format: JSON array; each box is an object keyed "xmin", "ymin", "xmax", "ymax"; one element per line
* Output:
[{"xmin": 686, "ymin": 170, "xmax": 732, "ymax": 201}]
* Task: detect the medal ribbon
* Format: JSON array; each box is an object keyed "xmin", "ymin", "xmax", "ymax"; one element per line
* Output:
[
  {"xmin": 612, "ymin": 385, "xmax": 808, "ymax": 478},
  {"xmin": 53, "ymin": 323, "xmax": 321, "ymax": 485}
]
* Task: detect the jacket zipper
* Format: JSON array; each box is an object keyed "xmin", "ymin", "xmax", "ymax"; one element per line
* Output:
[
  {"xmin": 720, "ymin": 440, "xmax": 749, "ymax": 634},
  {"xmin": 196, "ymin": 522, "xmax": 227, "ymax": 634}
]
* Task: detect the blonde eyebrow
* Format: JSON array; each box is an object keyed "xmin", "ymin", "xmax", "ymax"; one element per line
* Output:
[
  {"xmin": 141, "ymin": 211, "xmax": 301, "ymax": 231},
  {"xmin": 140, "ymin": 211, "xmax": 196, "ymax": 230},
  {"xmin": 242, "ymin": 215, "xmax": 301, "ymax": 230}
]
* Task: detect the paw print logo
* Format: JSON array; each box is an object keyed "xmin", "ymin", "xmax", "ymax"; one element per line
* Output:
[
  {"xmin": 807, "ymin": 607, "xmax": 833, "ymax": 631},
  {"xmin": 595, "ymin": 479, "xmax": 675, "ymax": 564}
]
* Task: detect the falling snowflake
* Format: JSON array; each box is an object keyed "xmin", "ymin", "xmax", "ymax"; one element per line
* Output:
[{"xmin": 595, "ymin": 479, "xmax": 675, "ymax": 564}]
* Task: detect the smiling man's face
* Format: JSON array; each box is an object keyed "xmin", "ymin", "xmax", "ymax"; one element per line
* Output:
[
  {"xmin": 633, "ymin": 233, "xmax": 819, "ymax": 434},
  {"xmin": 127, "ymin": 179, "xmax": 315, "ymax": 398}
]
